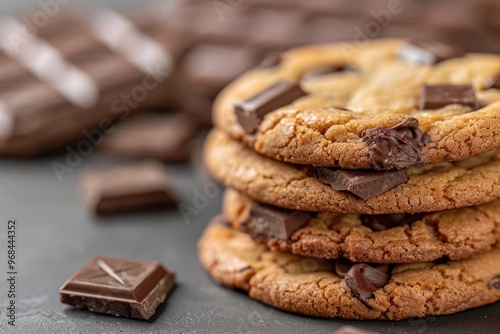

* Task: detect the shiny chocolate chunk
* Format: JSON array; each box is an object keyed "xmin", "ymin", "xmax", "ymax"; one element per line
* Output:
[
  {"xmin": 419, "ymin": 84, "xmax": 478, "ymax": 110},
  {"xmin": 485, "ymin": 74, "xmax": 500, "ymax": 90},
  {"xmin": 60, "ymin": 256, "xmax": 175, "ymax": 320},
  {"xmin": 335, "ymin": 259, "xmax": 390, "ymax": 278},
  {"xmin": 235, "ymin": 81, "xmax": 306, "ymax": 134},
  {"xmin": 489, "ymin": 276, "xmax": 500, "ymax": 290},
  {"xmin": 345, "ymin": 264, "xmax": 390, "ymax": 305},
  {"xmin": 241, "ymin": 204, "xmax": 312, "ymax": 241},
  {"xmin": 309, "ymin": 167, "xmax": 408, "ymax": 200},
  {"xmin": 362, "ymin": 118, "xmax": 431, "ymax": 170},
  {"xmin": 398, "ymin": 39, "xmax": 465, "ymax": 65}
]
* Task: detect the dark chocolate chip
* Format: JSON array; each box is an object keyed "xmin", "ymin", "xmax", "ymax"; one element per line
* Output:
[
  {"xmin": 345, "ymin": 264, "xmax": 390, "ymax": 305},
  {"xmin": 235, "ymin": 80, "xmax": 307, "ymax": 134},
  {"xmin": 398, "ymin": 39, "xmax": 465, "ymax": 65},
  {"xmin": 489, "ymin": 276, "xmax": 500, "ymax": 290},
  {"xmin": 309, "ymin": 167, "xmax": 408, "ymax": 200},
  {"xmin": 419, "ymin": 84, "xmax": 478, "ymax": 110},
  {"xmin": 362, "ymin": 118, "xmax": 431, "ymax": 170},
  {"xmin": 241, "ymin": 204, "xmax": 312, "ymax": 241},
  {"xmin": 485, "ymin": 74, "xmax": 500, "ymax": 90}
]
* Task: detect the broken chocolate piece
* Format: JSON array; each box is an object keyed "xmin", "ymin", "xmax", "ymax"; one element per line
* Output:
[
  {"xmin": 235, "ymin": 81, "xmax": 306, "ymax": 134},
  {"xmin": 309, "ymin": 167, "xmax": 408, "ymax": 200},
  {"xmin": 419, "ymin": 84, "xmax": 478, "ymax": 110},
  {"xmin": 79, "ymin": 163, "xmax": 177, "ymax": 215},
  {"xmin": 345, "ymin": 264, "xmax": 390, "ymax": 305},
  {"xmin": 240, "ymin": 204, "xmax": 312, "ymax": 241},
  {"xmin": 360, "ymin": 214, "xmax": 425, "ymax": 231},
  {"xmin": 485, "ymin": 74, "xmax": 500, "ymax": 90},
  {"xmin": 335, "ymin": 258, "xmax": 355, "ymax": 278},
  {"xmin": 489, "ymin": 276, "xmax": 500, "ymax": 290},
  {"xmin": 362, "ymin": 118, "xmax": 431, "ymax": 170},
  {"xmin": 398, "ymin": 39, "xmax": 465, "ymax": 65},
  {"xmin": 60, "ymin": 256, "xmax": 175, "ymax": 320}
]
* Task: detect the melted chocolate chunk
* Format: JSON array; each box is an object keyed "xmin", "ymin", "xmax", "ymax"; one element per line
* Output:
[
  {"xmin": 360, "ymin": 213, "xmax": 426, "ymax": 231},
  {"xmin": 398, "ymin": 39, "xmax": 465, "ymax": 65},
  {"xmin": 235, "ymin": 81, "xmax": 307, "ymax": 134},
  {"xmin": 362, "ymin": 118, "xmax": 431, "ymax": 170},
  {"xmin": 345, "ymin": 264, "xmax": 390, "ymax": 305},
  {"xmin": 420, "ymin": 84, "xmax": 478, "ymax": 110},
  {"xmin": 309, "ymin": 167, "xmax": 408, "ymax": 200},
  {"xmin": 241, "ymin": 204, "xmax": 312, "ymax": 241}
]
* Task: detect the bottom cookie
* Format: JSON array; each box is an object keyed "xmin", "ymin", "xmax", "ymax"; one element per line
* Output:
[{"xmin": 198, "ymin": 215, "xmax": 500, "ymax": 320}]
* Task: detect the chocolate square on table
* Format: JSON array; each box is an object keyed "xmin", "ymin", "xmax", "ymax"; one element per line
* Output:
[
  {"xmin": 99, "ymin": 113, "xmax": 200, "ymax": 162},
  {"xmin": 60, "ymin": 256, "xmax": 175, "ymax": 320},
  {"xmin": 419, "ymin": 84, "xmax": 478, "ymax": 110},
  {"xmin": 79, "ymin": 163, "xmax": 177, "ymax": 215}
]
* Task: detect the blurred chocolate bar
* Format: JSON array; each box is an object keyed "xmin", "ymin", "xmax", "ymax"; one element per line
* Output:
[{"xmin": 0, "ymin": 0, "xmax": 499, "ymax": 158}]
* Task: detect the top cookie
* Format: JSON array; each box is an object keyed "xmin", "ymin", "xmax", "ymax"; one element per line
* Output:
[{"xmin": 214, "ymin": 39, "xmax": 500, "ymax": 170}]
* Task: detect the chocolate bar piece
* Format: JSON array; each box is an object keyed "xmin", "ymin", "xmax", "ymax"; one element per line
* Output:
[
  {"xmin": 79, "ymin": 163, "xmax": 176, "ymax": 215},
  {"xmin": 235, "ymin": 81, "xmax": 306, "ymax": 134},
  {"xmin": 345, "ymin": 264, "xmax": 390, "ymax": 305},
  {"xmin": 362, "ymin": 118, "xmax": 431, "ymax": 170},
  {"xmin": 60, "ymin": 256, "xmax": 175, "ymax": 320},
  {"xmin": 241, "ymin": 204, "xmax": 312, "ymax": 241},
  {"xmin": 99, "ymin": 113, "xmax": 200, "ymax": 162},
  {"xmin": 309, "ymin": 167, "xmax": 408, "ymax": 200},
  {"xmin": 420, "ymin": 84, "xmax": 478, "ymax": 110}
]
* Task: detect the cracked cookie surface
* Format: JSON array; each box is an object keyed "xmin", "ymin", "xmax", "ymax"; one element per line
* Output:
[
  {"xmin": 204, "ymin": 129, "xmax": 500, "ymax": 214},
  {"xmin": 198, "ymin": 216, "xmax": 500, "ymax": 320},
  {"xmin": 224, "ymin": 189, "xmax": 500, "ymax": 263},
  {"xmin": 214, "ymin": 39, "xmax": 500, "ymax": 169}
]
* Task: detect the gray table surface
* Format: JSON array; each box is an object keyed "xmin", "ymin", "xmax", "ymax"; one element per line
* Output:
[{"xmin": 0, "ymin": 1, "xmax": 499, "ymax": 333}]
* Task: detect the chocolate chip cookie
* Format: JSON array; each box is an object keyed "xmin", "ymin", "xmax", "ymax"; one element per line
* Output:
[
  {"xmin": 223, "ymin": 189, "xmax": 500, "ymax": 263},
  {"xmin": 204, "ymin": 129, "xmax": 500, "ymax": 214},
  {"xmin": 213, "ymin": 39, "xmax": 500, "ymax": 170},
  {"xmin": 199, "ymin": 216, "xmax": 500, "ymax": 320}
]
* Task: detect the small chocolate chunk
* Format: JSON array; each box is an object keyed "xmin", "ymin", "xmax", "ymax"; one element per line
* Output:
[
  {"xmin": 79, "ymin": 163, "xmax": 177, "ymax": 215},
  {"xmin": 420, "ymin": 84, "xmax": 478, "ymax": 110},
  {"xmin": 489, "ymin": 276, "xmax": 500, "ymax": 290},
  {"xmin": 235, "ymin": 81, "xmax": 307, "ymax": 134},
  {"xmin": 328, "ymin": 106, "xmax": 351, "ymax": 112},
  {"xmin": 362, "ymin": 118, "xmax": 431, "ymax": 170},
  {"xmin": 345, "ymin": 264, "xmax": 390, "ymax": 305},
  {"xmin": 398, "ymin": 39, "xmax": 465, "ymax": 65},
  {"xmin": 309, "ymin": 167, "xmax": 408, "ymax": 200},
  {"xmin": 485, "ymin": 74, "xmax": 500, "ymax": 90},
  {"xmin": 60, "ymin": 256, "xmax": 175, "ymax": 320},
  {"xmin": 241, "ymin": 204, "xmax": 312, "ymax": 241}
]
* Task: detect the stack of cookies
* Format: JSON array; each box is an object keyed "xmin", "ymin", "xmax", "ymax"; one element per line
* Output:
[{"xmin": 199, "ymin": 39, "xmax": 500, "ymax": 320}]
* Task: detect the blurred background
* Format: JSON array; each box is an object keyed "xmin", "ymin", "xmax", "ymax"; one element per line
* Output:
[{"xmin": 0, "ymin": 0, "xmax": 499, "ymax": 333}]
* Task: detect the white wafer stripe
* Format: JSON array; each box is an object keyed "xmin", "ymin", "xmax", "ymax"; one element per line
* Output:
[
  {"xmin": 92, "ymin": 10, "xmax": 172, "ymax": 78},
  {"xmin": 0, "ymin": 17, "xmax": 99, "ymax": 109}
]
